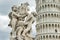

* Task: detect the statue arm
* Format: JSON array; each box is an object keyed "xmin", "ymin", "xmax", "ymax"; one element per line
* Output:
[
  {"xmin": 26, "ymin": 14, "xmax": 35, "ymax": 24},
  {"xmin": 13, "ymin": 12, "xmax": 20, "ymax": 17},
  {"xmin": 25, "ymin": 14, "xmax": 32, "ymax": 22},
  {"xmin": 31, "ymin": 12, "xmax": 38, "ymax": 17}
]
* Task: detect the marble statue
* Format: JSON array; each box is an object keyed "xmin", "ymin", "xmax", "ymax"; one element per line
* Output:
[
  {"xmin": 8, "ymin": 5, "xmax": 19, "ymax": 30},
  {"xmin": 8, "ymin": 5, "xmax": 21, "ymax": 40},
  {"xmin": 8, "ymin": 2, "xmax": 37, "ymax": 40},
  {"xmin": 22, "ymin": 12, "xmax": 37, "ymax": 40},
  {"xmin": 15, "ymin": 3, "xmax": 30, "ymax": 40}
]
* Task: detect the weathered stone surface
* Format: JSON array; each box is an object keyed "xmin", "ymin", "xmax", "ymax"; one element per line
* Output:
[
  {"xmin": 8, "ymin": 2, "xmax": 37, "ymax": 40},
  {"xmin": 35, "ymin": 0, "xmax": 60, "ymax": 40}
]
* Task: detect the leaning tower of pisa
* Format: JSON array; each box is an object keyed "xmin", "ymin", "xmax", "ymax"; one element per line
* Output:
[{"xmin": 35, "ymin": 0, "xmax": 60, "ymax": 40}]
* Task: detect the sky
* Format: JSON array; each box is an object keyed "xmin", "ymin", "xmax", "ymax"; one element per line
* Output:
[{"xmin": 0, "ymin": 0, "xmax": 36, "ymax": 40}]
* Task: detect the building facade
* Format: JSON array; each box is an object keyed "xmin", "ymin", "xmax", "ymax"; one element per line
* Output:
[{"xmin": 35, "ymin": 0, "xmax": 60, "ymax": 40}]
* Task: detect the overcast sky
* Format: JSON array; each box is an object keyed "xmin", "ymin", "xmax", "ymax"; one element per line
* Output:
[{"xmin": 0, "ymin": 0, "xmax": 36, "ymax": 40}]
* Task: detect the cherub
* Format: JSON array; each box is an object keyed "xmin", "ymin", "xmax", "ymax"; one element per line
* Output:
[
  {"xmin": 8, "ymin": 5, "xmax": 20, "ymax": 31},
  {"xmin": 22, "ymin": 12, "xmax": 37, "ymax": 38}
]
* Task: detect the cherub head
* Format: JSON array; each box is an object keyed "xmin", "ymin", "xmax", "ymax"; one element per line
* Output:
[
  {"xmin": 21, "ymin": 2, "xmax": 29, "ymax": 6},
  {"xmin": 11, "ymin": 5, "xmax": 18, "ymax": 12},
  {"xmin": 18, "ymin": 2, "xmax": 29, "ymax": 11}
]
